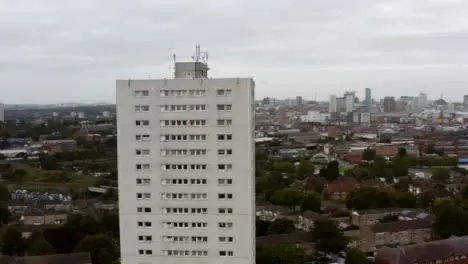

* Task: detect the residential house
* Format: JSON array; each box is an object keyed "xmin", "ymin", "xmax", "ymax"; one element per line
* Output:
[
  {"xmin": 256, "ymin": 232, "xmax": 316, "ymax": 254},
  {"xmin": 256, "ymin": 205, "xmax": 295, "ymax": 221},
  {"xmin": 41, "ymin": 139, "xmax": 77, "ymax": 153},
  {"xmin": 360, "ymin": 219, "xmax": 432, "ymax": 252},
  {"xmin": 325, "ymin": 176, "xmax": 360, "ymax": 199},
  {"xmin": 0, "ymin": 252, "xmax": 92, "ymax": 264},
  {"xmin": 351, "ymin": 208, "xmax": 402, "ymax": 227},
  {"xmin": 376, "ymin": 236, "xmax": 468, "ymax": 264},
  {"xmin": 21, "ymin": 210, "xmax": 68, "ymax": 225},
  {"xmin": 296, "ymin": 211, "xmax": 323, "ymax": 231}
]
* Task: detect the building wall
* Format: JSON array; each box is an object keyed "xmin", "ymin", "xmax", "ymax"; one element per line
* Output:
[{"xmin": 116, "ymin": 78, "xmax": 255, "ymax": 264}]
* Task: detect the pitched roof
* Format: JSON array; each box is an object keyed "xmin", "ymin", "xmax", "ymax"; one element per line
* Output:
[
  {"xmin": 377, "ymin": 236, "xmax": 468, "ymax": 264},
  {"xmin": 370, "ymin": 219, "xmax": 432, "ymax": 233},
  {"xmin": 256, "ymin": 232, "xmax": 314, "ymax": 245},
  {"xmin": 14, "ymin": 253, "xmax": 92, "ymax": 264}
]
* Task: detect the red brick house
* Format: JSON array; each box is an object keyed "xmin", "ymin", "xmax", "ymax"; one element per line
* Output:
[{"xmin": 325, "ymin": 177, "xmax": 360, "ymax": 199}]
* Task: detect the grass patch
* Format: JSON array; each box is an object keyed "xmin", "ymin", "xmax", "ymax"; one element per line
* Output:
[{"xmin": 14, "ymin": 164, "xmax": 98, "ymax": 187}]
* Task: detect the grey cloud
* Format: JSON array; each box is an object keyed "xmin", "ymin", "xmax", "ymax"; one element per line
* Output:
[{"xmin": 1, "ymin": 0, "xmax": 468, "ymax": 103}]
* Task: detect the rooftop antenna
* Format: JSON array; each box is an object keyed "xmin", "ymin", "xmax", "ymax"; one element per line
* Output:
[
  {"xmin": 192, "ymin": 45, "xmax": 209, "ymax": 78},
  {"xmin": 169, "ymin": 53, "xmax": 177, "ymax": 78}
]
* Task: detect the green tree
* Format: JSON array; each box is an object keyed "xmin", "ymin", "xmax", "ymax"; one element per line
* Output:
[
  {"xmin": 1, "ymin": 226, "xmax": 25, "ymax": 256},
  {"xmin": 26, "ymin": 231, "xmax": 56, "ymax": 256},
  {"xmin": 325, "ymin": 161, "xmax": 340, "ymax": 182},
  {"xmin": 346, "ymin": 248, "xmax": 369, "ymax": 264},
  {"xmin": 432, "ymin": 168, "xmax": 450, "ymax": 184},
  {"xmin": 346, "ymin": 188, "xmax": 394, "ymax": 210},
  {"xmin": 100, "ymin": 212, "xmax": 119, "ymax": 239},
  {"xmin": 266, "ymin": 218, "xmax": 296, "ymax": 235},
  {"xmin": 256, "ymin": 220, "xmax": 271, "ymax": 237},
  {"xmin": 74, "ymin": 234, "xmax": 118, "ymax": 264},
  {"xmin": 378, "ymin": 214, "xmax": 399, "ymax": 223},
  {"xmin": 0, "ymin": 207, "xmax": 11, "ymax": 227},
  {"xmin": 313, "ymin": 218, "xmax": 349, "ymax": 254},
  {"xmin": 39, "ymin": 155, "xmax": 59, "ymax": 170},
  {"xmin": 300, "ymin": 194, "xmax": 321, "ymax": 213},
  {"xmin": 420, "ymin": 190, "xmax": 436, "ymax": 209},
  {"xmin": 0, "ymin": 184, "xmax": 11, "ymax": 202},
  {"xmin": 362, "ymin": 148, "xmax": 376, "ymax": 161},
  {"xmin": 396, "ymin": 192, "xmax": 417, "ymax": 208},
  {"xmin": 397, "ymin": 147, "xmax": 408, "ymax": 158},
  {"xmin": 296, "ymin": 160, "xmax": 315, "ymax": 180},
  {"xmin": 425, "ymin": 144, "xmax": 436, "ymax": 155},
  {"xmin": 256, "ymin": 244, "xmax": 307, "ymax": 264},
  {"xmin": 433, "ymin": 201, "xmax": 468, "ymax": 239},
  {"xmin": 270, "ymin": 188, "xmax": 304, "ymax": 208}
]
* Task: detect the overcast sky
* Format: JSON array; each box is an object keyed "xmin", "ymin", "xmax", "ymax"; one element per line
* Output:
[{"xmin": 1, "ymin": 0, "xmax": 468, "ymax": 104}]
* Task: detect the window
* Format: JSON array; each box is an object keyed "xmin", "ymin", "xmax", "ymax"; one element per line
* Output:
[
  {"xmin": 135, "ymin": 134, "xmax": 150, "ymax": 141},
  {"xmin": 162, "ymin": 236, "xmax": 208, "ymax": 243},
  {"xmin": 160, "ymin": 149, "xmax": 207, "ymax": 157},
  {"xmin": 217, "ymin": 119, "xmax": 232, "ymax": 126},
  {"xmin": 219, "ymin": 251, "xmax": 234, "ymax": 257},
  {"xmin": 161, "ymin": 164, "xmax": 207, "ymax": 171},
  {"xmin": 218, "ymin": 178, "xmax": 233, "ymax": 185},
  {"xmin": 136, "ymin": 178, "xmax": 151, "ymax": 185},
  {"xmin": 218, "ymin": 222, "xmax": 234, "ymax": 229},
  {"xmin": 219, "ymin": 236, "xmax": 234, "ymax": 243},
  {"xmin": 136, "ymin": 149, "xmax": 150, "ymax": 156},
  {"xmin": 162, "ymin": 193, "xmax": 207, "ymax": 201},
  {"xmin": 218, "ymin": 208, "xmax": 233, "ymax": 214},
  {"xmin": 135, "ymin": 105, "xmax": 150, "ymax": 112},
  {"xmin": 138, "ymin": 235, "xmax": 153, "ymax": 242},
  {"xmin": 135, "ymin": 120, "xmax": 150, "ymax": 127},
  {"xmin": 137, "ymin": 221, "xmax": 152, "ymax": 227},
  {"xmin": 137, "ymin": 193, "xmax": 151, "ymax": 199},
  {"xmin": 218, "ymin": 193, "xmax": 233, "ymax": 200},
  {"xmin": 134, "ymin": 90, "xmax": 149, "ymax": 97},
  {"xmin": 217, "ymin": 89, "xmax": 232, "ymax": 96},
  {"xmin": 217, "ymin": 134, "xmax": 233, "ymax": 141},
  {"xmin": 218, "ymin": 164, "xmax": 233, "ymax": 171},
  {"xmin": 189, "ymin": 89, "xmax": 206, "ymax": 96},
  {"xmin": 138, "ymin": 249, "xmax": 153, "ymax": 256},
  {"xmin": 161, "ymin": 178, "xmax": 208, "ymax": 186},
  {"xmin": 137, "ymin": 207, "xmax": 152, "ymax": 213},
  {"xmin": 163, "ymin": 250, "xmax": 208, "ymax": 257},
  {"xmin": 160, "ymin": 134, "xmax": 207, "ymax": 142},
  {"xmin": 217, "ymin": 104, "xmax": 232, "ymax": 111},
  {"xmin": 218, "ymin": 149, "xmax": 233, "ymax": 156},
  {"xmin": 189, "ymin": 104, "xmax": 206, "ymax": 111},
  {"xmin": 163, "ymin": 222, "xmax": 208, "ymax": 229},
  {"xmin": 160, "ymin": 90, "xmax": 188, "ymax": 97},
  {"xmin": 136, "ymin": 164, "xmax": 151, "ymax": 170},
  {"xmin": 163, "ymin": 207, "xmax": 208, "ymax": 215},
  {"xmin": 160, "ymin": 120, "xmax": 206, "ymax": 127}
]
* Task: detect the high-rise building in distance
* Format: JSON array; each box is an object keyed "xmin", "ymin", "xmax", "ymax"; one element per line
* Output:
[
  {"xmin": 364, "ymin": 88, "xmax": 371, "ymax": 112},
  {"xmin": 344, "ymin": 91, "xmax": 355, "ymax": 113},
  {"xmin": 463, "ymin": 95, "xmax": 468, "ymax": 110},
  {"xmin": 116, "ymin": 48, "xmax": 256, "ymax": 264},
  {"xmin": 329, "ymin": 95, "xmax": 337, "ymax": 113},
  {"xmin": 418, "ymin": 93, "xmax": 427, "ymax": 109}
]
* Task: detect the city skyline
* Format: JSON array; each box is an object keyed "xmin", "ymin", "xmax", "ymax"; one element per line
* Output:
[{"xmin": 3, "ymin": 1, "xmax": 468, "ymax": 103}]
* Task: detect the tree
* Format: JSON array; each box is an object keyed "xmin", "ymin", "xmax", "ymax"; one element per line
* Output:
[
  {"xmin": 100, "ymin": 212, "xmax": 119, "ymax": 239},
  {"xmin": 296, "ymin": 160, "xmax": 315, "ymax": 180},
  {"xmin": 300, "ymin": 194, "xmax": 321, "ymax": 213},
  {"xmin": 313, "ymin": 218, "xmax": 349, "ymax": 254},
  {"xmin": 433, "ymin": 201, "xmax": 468, "ymax": 239},
  {"xmin": 1, "ymin": 226, "xmax": 25, "ymax": 256},
  {"xmin": 432, "ymin": 168, "xmax": 450, "ymax": 184},
  {"xmin": 0, "ymin": 207, "xmax": 10, "ymax": 227},
  {"xmin": 74, "ymin": 234, "xmax": 119, "ymax": 264},
  {"xmin": 346, "ymin": 188, "xmax": 394, "ymax": 210},
  {"xmin": 270, "ymin": 188, "xmax": 304, "ymax": 208},
  {"xmin": 346, "ymin": 248, "xmax": 369, "ymax": 264},
  {"xmin": 256, "ymin": 220, "xmax": 271, "ymax": 237},
  {"xmin": 26, "ymin": 231, "xmax": 56, "ymax": 256},
  {"xmin": 420, "ymin": 190, "xmax": 437, "ymax": 209},
  {"xmin": 0, "ymin": 184, "xmax": 10, "ymax": 202},
  {"xmin": 425, "ymin": 144, "xmax": 436, "ymax": 155},
  {"xmin": 266, "ymin": 218, "xmax": 296, "ymax": 235},
  {"xmin": 378, "ymin": 214, "xmax": 399, "ymax": 223},
  {"xmin": 39, "ymin": 155, "xmax": 59, "ymax": 170},
  {"xmin": 362, "ymin": 148, "xmax": 376, "ymax": 161},
  {"xmin": 325, "ymin": 161, "xmax": 340, "ymax": 182},
  {"xmin": 396, "ymin": 192, "xmax": 417, "ymax": 208},
  {"xmin": 397, "ymin": 147, "xmax": 407, "ymax": 158},
  {"xmin": 256, "ymin": 244, "xmax": 307, "ymax": 264}
]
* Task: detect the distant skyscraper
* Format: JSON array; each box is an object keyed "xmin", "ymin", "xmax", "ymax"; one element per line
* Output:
[
  {"xmin": 464, "ymin": 95, "xmax": 468, "ymax": 110},
  {"xmin": 0, "ymin": 103, "xmax": 4, "ymax": 122},
  {"xmin": 364, "ymin": 88, "xmax": 372, "ymax": 112},
  {"xmin": 418, "ymin": 93, "xmax": 427, "ymax": 109},
  {"xmin": 383, "ymin": 96, "xmax": 396, "ymax": 113},
  {"xmin": 329, "ymin": 95, "xmax": 337, "ymax": 113},
  {"xmin": 344, "ymin": 92, "xmax": 355, "ymax": 113}
]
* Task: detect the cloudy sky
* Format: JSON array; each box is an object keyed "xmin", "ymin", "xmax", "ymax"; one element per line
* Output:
[{"xmin": 1, "ymin": 0, "xmax": 468, "ymax": 104}]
